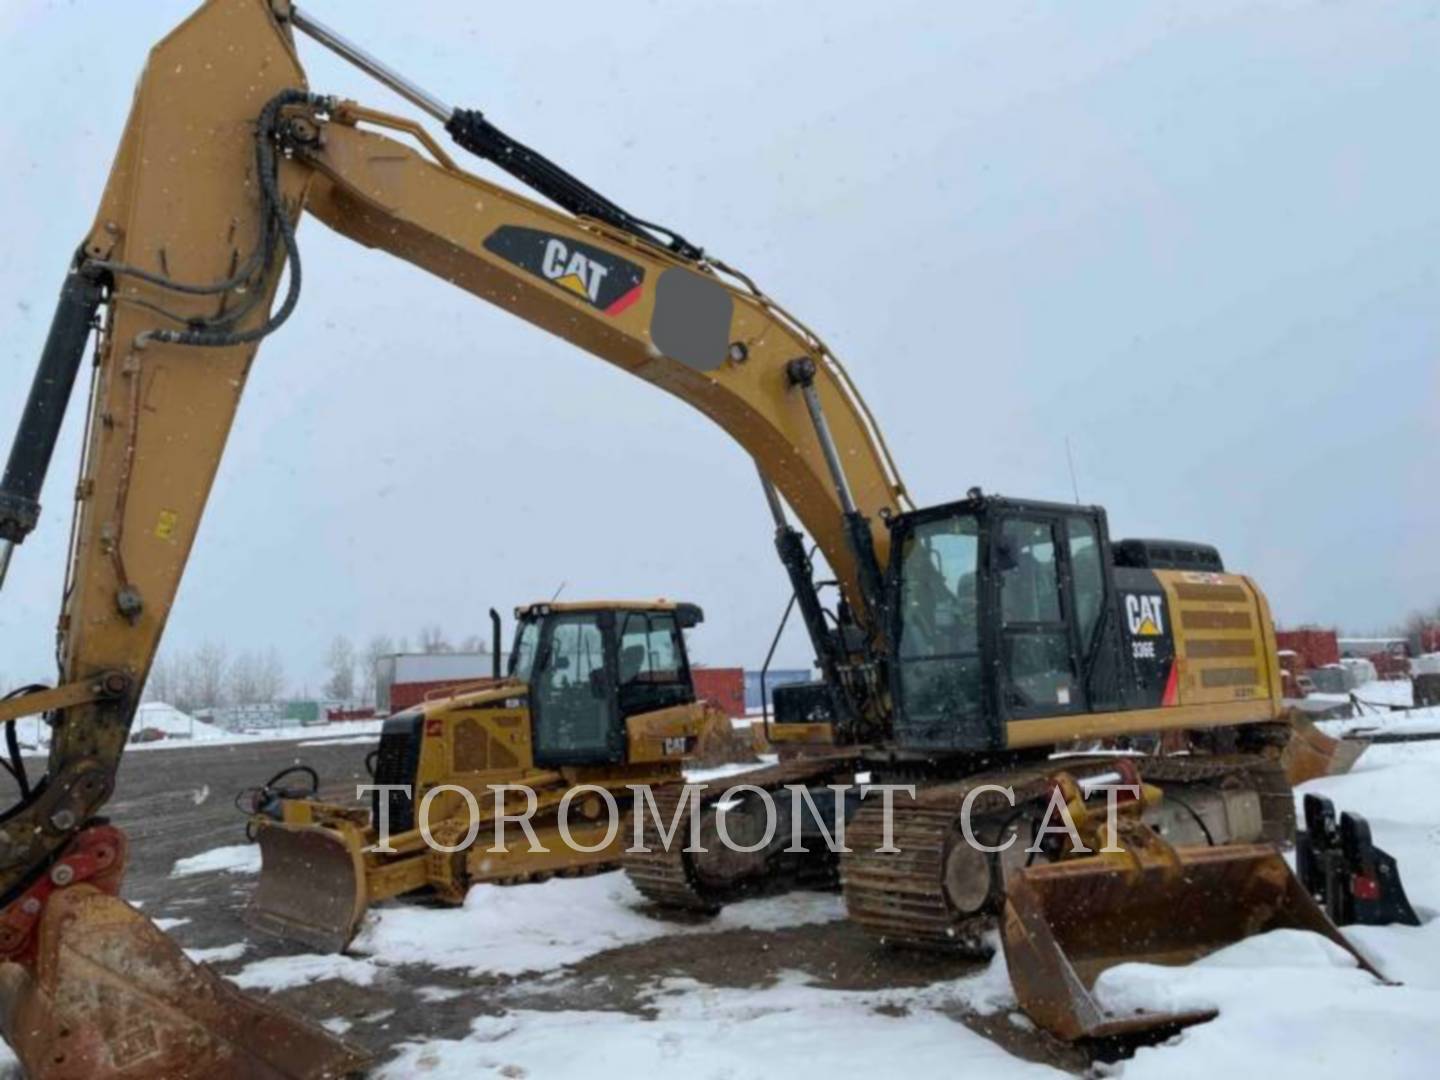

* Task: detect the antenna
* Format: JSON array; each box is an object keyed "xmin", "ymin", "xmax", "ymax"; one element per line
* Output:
[
  {"xmin": 549, "ymin": 580, "xmax": 567, "ymax": 602},
  {"xmin": 1065, "ymin": 437, "xmax": 1081, "ymax": 504}
]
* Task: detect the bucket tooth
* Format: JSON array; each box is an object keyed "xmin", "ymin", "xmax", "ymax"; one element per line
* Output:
[
  {"xmin": 247, "ymin": 823, "xmax": 368, "ymax": 954},
  {"xmin": 1001, "ymin": 842, "xmax": 1383, "ymax": 1041},
  {"xmin": 0, "ymin": 886, "xmax": 367, "ymax": 1079}
]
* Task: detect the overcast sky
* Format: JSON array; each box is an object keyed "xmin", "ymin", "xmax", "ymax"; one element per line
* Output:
[{"xmin": 1, "ymin": 0, "xmax": 1436, "ymax": 693}]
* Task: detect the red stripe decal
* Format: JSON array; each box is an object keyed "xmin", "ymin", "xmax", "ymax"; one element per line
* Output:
[
  {"xmin": 1161, "ymin": 661, "xmax": 1180, "ymax": 707},
  {"xmin": 604, "ymin": 284, "xmax": 643, "ymax": 316}
]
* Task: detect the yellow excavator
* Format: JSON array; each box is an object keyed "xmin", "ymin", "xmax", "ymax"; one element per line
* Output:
[
  {"xmin": 0, "ymin": 1, "xmax": 1380, "ymax": 1075},
  {"xmin": 245, "ymin": 599, "xmax": 743, "ymax": 953}
]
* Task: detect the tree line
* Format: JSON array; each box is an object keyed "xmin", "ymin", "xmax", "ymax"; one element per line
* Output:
[
  {"xmin": 134, "ymin": 624, "xmax": 494, "ymax": 713},
  {"xmin": 143, "ymin": 644, "xmax": 286, "ymax": 715},
  {"xmin": 322, "ymin": 625, "xmax": 494, "ymax": 703}
]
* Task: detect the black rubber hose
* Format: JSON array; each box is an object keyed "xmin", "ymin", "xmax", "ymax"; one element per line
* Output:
[
  {"xmin": 445, "ymin": 108, "xmax": 702, "ymax": 260},
  {"xmin": 0, "ymin": 685, "xmax": 48, "ymax": 798},
  {"xmin": 145, "ymin": 90, "xmax": 321, "ymax": 348}
]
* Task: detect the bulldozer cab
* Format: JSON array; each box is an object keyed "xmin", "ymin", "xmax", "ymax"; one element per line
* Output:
[{"xmin": 513, "ymin": 601, "xmax": 704, "ymax": 767}]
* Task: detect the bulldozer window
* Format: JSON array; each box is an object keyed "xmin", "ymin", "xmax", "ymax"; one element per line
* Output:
[
  {"xmin": 617, "ymin": 611, "xmax": 693, "ymax": 717},
  {"xmin": 531, "ymin": 613, "xmax": 619, "ymax": 763},
  {"xmin": 510, "ymin": 618, "xmax": 541, "ymax": 681},
  {"xmin": 998, "ymin": 517, "xmax": 1080, "ymax": 715},
  {"xmin": 894, "ymin": 513, "xmax": 983, "ymax": 731}
]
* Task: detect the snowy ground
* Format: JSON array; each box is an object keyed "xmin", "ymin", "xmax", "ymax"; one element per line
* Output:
[
  {"xmin": 13, "ymin": 702, "xmax": 383, "ymax": 754},
  {"xmin": 2, "ymin": 695, "xmax": 1436, "ymax": 1076},
  {"xmin": 218, "ymin": 710, "xmax": 1440, "ymax": 1077}
]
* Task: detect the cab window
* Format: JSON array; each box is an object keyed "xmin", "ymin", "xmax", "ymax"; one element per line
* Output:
[
  {"xmin": 509, "ymin": 618, "xmax": 541, "ymax": 681},
  {"xmin": 616, "ymin": 611, "xmax": 691, "ymax": 716},
  {"xmin": 1066, "ymin": 516, "xmax": 1104, "ymax": 656},
  {"xmin": 894, "ymin": 513, "xmax": 983, "ymax": 729},
  {"xmin": 618, "ymin": 612, "xmax": 684, "ymax": 685},
  {"xmin": 531, "ymin": 612, "xmax": 614, "ymax": 762},
  {"xmin": 998, "ymin": 517, "xmax": 1078, "ymax": 714}
]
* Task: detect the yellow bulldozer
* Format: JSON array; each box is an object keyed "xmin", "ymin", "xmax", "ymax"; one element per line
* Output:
[{"xmin": 245, "ymin": 599, "xmax": 748, "ymax": 952}]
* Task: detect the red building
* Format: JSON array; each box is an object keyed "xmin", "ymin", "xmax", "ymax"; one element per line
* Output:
[
  {"xmin": 378, "ymin": 652, "xmax": 499, "ymax": 714},
  {"xmin": 691, "ymin": 667, "xmax": 746, "ymax": 718},
  {"xmin": 1275, "ymin": 628, "xmax": 1339, "ymax": 671}
]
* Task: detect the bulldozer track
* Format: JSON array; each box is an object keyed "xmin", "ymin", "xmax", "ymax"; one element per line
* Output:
[
  {"xmin": 623, "ymin": 753, "xmax": 864, "ymax": 912},
  {"xmin": 842, "ymin": 752, "xmax": 1293, "ymax": 951},
  {"xmin": 491, "ymin": 861, "xmax": 618, "ymax": 886}
]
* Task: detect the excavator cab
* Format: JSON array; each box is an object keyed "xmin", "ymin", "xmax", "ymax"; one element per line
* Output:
[
  {"xmin": 883, "ymin": 492, "xmax": 1279, "ymax": 753},
  {"xmin": 249, "ymin": 599, "xmax": 735, "ymax": 953}
]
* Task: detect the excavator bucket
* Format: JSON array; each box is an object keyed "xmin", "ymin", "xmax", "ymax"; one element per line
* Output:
[
  {"xmin": 1283, "ymin": 714, "xmax": 1368, "ymax": 786},
  {"xmin": 0, "ymin": 885, "xmax": 367, "ymax": 1079},
  {"xmin": 1001, "ymin": 842, "xmax": 1383, "ymax": 1041},
  {"xmin": 248, "ymin": 823, "xmax": 369, "ymax": 954}
]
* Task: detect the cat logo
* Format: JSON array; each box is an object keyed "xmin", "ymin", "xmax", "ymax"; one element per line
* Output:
[
  {"xmin": 483, "ymin": 225, "xmax": 645, "ymax": 316},
  {"xmin": 1125, "ymin": 594, "xmax": 1165, "ymax": 637},
  {"xmin": 542, "ymin": 238, "xmax": 608, "ymax": 303}
]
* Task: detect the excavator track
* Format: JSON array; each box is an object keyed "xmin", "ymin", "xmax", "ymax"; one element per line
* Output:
[
  {"xmin": 842, "ymin": 753, "xmax": 1292, "ymax": 950},
  {"xmin": 624, "ymin": 752, "xmax": 864, "ymax": 912}
]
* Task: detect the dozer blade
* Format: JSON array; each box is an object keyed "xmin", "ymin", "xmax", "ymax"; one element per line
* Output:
[
  {"xmin": 1001, "ymin": 842, "xmax": 1383, "ymax": 1042},
  {"xmin": 0, "ymin": 885, "xmax": 366, "ymax": 1079},
  {"xmin": 248, "ymin": 823, "xmax": 368, "ymax": 954},
  {"xmin": 1282, "ymin": 714, "xmax": 1369, "ymax": 786}
]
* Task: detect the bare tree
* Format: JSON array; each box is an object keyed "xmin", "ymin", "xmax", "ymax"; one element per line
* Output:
[
  {"xmin": 175, "ymin": 642, "xmax": 228, "ymax": 713},
  {"xmin": 144, "ymin": 653, "xmax": 178, "ymax": 704},
  {"xmin": 228, "ymin": 650, "xmax": 264, "ymax": 705},
  {"xmin": 418, "ymin": 624, "xmax": 452, "ymax": 654},
  {"xmin": 324, "ymin": 635, "xmax": 357, "ymax": 702},
  {"xmin": 1400, "ymin": 603, "xmax": 1440, "ymax": 654},
  {"xmin": 362, "ymin": 634, "xmax": 394, "ymax": 707},
  {"xmin": 257, "ymin": 646, "xmax": 287, "ymax": 703}
]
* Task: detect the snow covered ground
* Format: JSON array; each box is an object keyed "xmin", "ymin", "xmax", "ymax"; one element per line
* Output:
[
  {"xmin": 170, "ymin": 844, "xmax": 262, "ymax": 878},
  {"xmin": 351, "ymin": 875, "xmax": 845, "ymax": 977},
  {"xmin": 376, "ymin": 968, "xmax": 1054, "ymax": 1079},
  {"xmin": 200, "ymin": 718, "xmax": 1440, "ymax": 1078},
  {"xmin": 4, "ymin": 687, "xmax": 1434, "ymax": 1076},
  {"xmin": 14, "ymin": 702, "xmax": 383, "ymax": 754},
  {"xmin": 1312, "ymin": 678, "xmax": 1415, "ymax": 710}
]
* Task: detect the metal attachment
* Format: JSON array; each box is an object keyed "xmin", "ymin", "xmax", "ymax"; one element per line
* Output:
[
  {"xmin": 50, "ymin": 864, "xmax": 75, "ymax": 887},
  {"xmin": 290, "ymin": 6, "xmax": 453, "ymax": 123},
  {"xmin": 116, "ymin": 584, "xmax": 144, "ymax": 622},
  {"xmin": 756, "ymin": 466, "xmax": 789, "ymax": 531},
  {"xmin": 787, "ymin": 358, "xmax": 857, "ymax": 516},
  {"xmin": 49, "ymin": 810, "xmax": 76, "ymax": 832}
]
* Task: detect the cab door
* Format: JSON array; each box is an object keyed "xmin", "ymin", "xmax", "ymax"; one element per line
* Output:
[
  {"xmin": 531, "ymin": 611, "xmax": 623, "ymax": 765},
  {"xmin": 994, "ymin": 513, "xmax": 1087, "ymax": 719}
]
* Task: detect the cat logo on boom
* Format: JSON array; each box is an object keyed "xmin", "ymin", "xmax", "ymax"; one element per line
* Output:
[
  {"xmin": 542, "ymin": 238, "xmax": 607, "ymax": 303},
  {"xmin": 1126, "ymin": 594, "xmax": 1165, "ymax": 637},
  {"xmin": 483, "ymin": 225, "xmax": 645, "ymax": 315}
]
